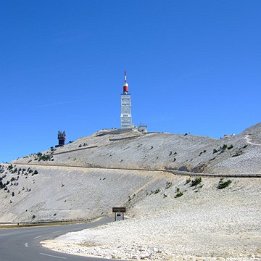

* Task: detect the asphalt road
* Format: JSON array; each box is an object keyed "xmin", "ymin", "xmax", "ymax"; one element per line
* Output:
[{"xmin": 0, "ymin": 217, "xmax": 115, "ymax": 261}]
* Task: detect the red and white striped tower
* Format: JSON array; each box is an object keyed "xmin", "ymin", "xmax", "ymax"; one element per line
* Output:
[
  {"xmin": 123, "ymin": 71, "xmax": 129, "ymax": 94},
  {"xmin": 120, "ymin": 71, "xmax": 133, "ymax": 128}
]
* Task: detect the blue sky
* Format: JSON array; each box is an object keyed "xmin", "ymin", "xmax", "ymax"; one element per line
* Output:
[{"xmin": 0, "ymin": 0, "xmax": 260, "ymax": 162}]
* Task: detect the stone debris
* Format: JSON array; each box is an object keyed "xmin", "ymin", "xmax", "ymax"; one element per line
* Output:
[{"xmin": 42, "ymin": 178, "xmax": 261, "ymax": 260}]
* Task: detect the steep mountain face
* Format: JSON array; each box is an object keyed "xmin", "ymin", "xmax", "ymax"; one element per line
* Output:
[
  {"xmin": 0, "ymin": 165, "xmax": 166, "ymax": 222},
  {"xmin": 0, "ymin": 123, "xmax": 260, "ymax": 222},
  {"xmin": 243, "ymin": 122, "xmax": 261, "ymax": 137},
  {"xmin": 13, "ymin": 123, "xmax": 261, "ymax": 174}
]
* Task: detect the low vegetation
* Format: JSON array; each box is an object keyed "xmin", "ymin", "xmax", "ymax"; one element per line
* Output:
[
  {"xmin": 150, "ymin": 188, "xmax": 160, "ymax": 195},
  {"xmin": 165, "ymin": 181, "xmax": 172, "ymax": 189},
  {"xmin": 217, "ymin": 179, "xmax": 232, "ymax": 189},
  {"xmin": 178, "ymin": 166, "xmax": 189, "ymax": 172},
  {"xmin": 198, "ymin": 150, "xmax": 206, "ymax": 156},
  {"xmin": 32, "ymin": 170, "xmax": 38, "ymax": 175},
  {"xmin": 35, "ymin": 152, "xmax": 53, "ymax": 161},
  {"xmin": 191, "ymin": 177, "xmax": 202, "ymax": 187},
  {"xmin": 213, "ymin": 144, "xmax": 233, "ymax": 154},
  {"xmin": 175, "ymin": 191, "xmax": 183, "ymax": 198},
  {"xmin": 173, "ymin": 187, "xmax": 184, "ymax": 198},
  {"xmin": 231, "ymin": 149, "xmax": 243, "ymax": 157},
  {"xmin": 0, "ymin": 165, "xmax": 38, "ymax": 204}
]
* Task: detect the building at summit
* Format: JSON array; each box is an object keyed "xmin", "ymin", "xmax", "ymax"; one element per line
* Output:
[{"xmin": 120, "ymin": 72, "xmax": 133, "ymax": 129}]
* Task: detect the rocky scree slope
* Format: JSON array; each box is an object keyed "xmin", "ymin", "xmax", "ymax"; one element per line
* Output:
[
  {"xmin": 14, "ymin": 123, "xmax": 261, "ymax": 174},
  {"xmin": 0, "ymin": 123, "xmax": 260, "ymax": 223},
  {"xmin": 0, "ymin": 165, "xmax": 167, "ymax": 222},
  {"xmin": 43, "ymin": 177, "xmax": 261, "ymax": 260}
]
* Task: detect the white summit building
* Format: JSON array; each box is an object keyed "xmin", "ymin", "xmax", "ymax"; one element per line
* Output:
[{"xmin": 120, "ymin": 72, "xmax": 133, "ymax": 129}]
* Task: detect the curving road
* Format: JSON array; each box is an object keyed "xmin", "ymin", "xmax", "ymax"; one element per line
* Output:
[
  {"xmin": 244, "ymin": 134, "xmax": 261, "ymax": 146},
  {"xmin": 0, "ymin": 217, "xmax": 114, "ymax": 261}
]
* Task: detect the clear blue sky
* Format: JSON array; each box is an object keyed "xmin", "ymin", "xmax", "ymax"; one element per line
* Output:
[{"xmin": 0, "ymin": 0, "xmax": 260, "ymax": 162}]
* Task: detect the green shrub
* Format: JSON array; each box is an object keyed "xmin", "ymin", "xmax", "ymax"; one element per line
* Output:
[
  {"xmin": 191, "ymin": 177, "xmax": 202, "ymax": 187},
  {"xmin": 232, "ymin": 150, "xmax": 243, "ymax": 157},
  {"xmin": 175, "ymin": 192, "xmax": 183, "ymax": 198},
  {"xmin": 222, "ymin": 144, "xmax": 227, "ymax": 150},
  {"xmin": 0, "ymin": 180, "xmax": 4, "ymax": 189},
  {"xmin": 199, "ymin": 150, "xmax": 207, "ymax": 156},
  {"xmin": 35, "ymin": 153, "xmax": 52, "ymax": 161},
  {"xmin": 7, "ymin": 164, "xmax": 13, "ymax": 171},
  {"xmin": 32, "ymin": 170, "xmax": 38, "ymax": 175},
  {"xmin": 151, "ymin": 188, "xmax": 160, "ymax": 194},
  {"xmin": 179, "ymin": 166, "xmax": 189, "ymax": 172},
  {"xmin": 217, "ymin": 179, "xmax": 232, "ymax": 189},
  {"xmin": 165, "ymin": 181, "xmax": 172, "ymax": 189}
]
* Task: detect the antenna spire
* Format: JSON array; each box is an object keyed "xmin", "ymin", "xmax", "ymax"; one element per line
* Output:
[{"xmin": 124, "ymin": 70, "xmax": 127, "ymax": 83}]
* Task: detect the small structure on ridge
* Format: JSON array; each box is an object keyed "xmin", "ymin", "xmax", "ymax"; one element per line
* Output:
[{"xmin": 58, "ymin": 131, "xmax": 66, "ymax": 146}]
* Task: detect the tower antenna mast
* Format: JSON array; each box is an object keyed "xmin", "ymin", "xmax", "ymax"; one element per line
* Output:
[
  {"xmin": 120, "ymin": 71, "xmax": 132, "ymax": 128},
  {"xmin": 124, "ymin": 70, "xmax": 127, "ymax": 83}
]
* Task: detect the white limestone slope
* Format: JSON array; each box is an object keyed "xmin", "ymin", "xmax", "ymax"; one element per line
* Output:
[
  {"xmin": 42, "ymin": 177, "xmax": 261, "ymax": 260},
  {"xmin": 0, "ymin": 165, "xmax": 166, "ymax": 222},
  {"xmin": 14, "ymin": 123, "xmax": 261, "ymax": 175},
  {"xmin": 0, "ymin": 123, "xmax": 261, "ymax": 260}
]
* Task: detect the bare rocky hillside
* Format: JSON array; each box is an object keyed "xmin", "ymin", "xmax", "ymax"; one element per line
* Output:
[
  {"xmin": 0, "ymin": 123, "xmax": 260, "ymax": 224},
  {"xmin": 13, "ymin": 123, "xmax": 261, "ymax": 174}
]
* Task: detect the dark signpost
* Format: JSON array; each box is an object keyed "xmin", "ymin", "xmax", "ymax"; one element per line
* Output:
[{"xmin": 112, "ymin": 207, "xmax": 126, "ymax": 221}]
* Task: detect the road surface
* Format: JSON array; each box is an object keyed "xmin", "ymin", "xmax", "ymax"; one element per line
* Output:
[
  {"xmin": 0, "ymin": 217, "xmax": 115, "ymax": 261},
  {"xmin": 245, "ymin": 134, "xmax": 261, "ymax": 146}
]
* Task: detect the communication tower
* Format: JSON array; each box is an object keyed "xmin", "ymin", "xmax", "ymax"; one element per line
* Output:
[{"xmin": 120, "ymin": 72, "xmax": 133, "ymax": 128}]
